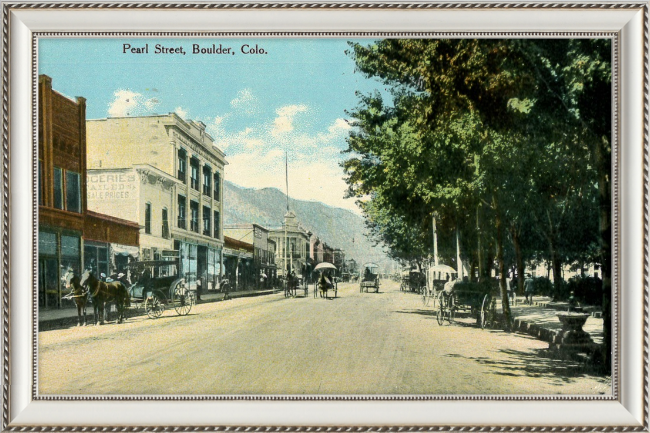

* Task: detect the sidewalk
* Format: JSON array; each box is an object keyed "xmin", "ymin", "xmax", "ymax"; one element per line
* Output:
[
  {"xmin": 38, "ymin": 287, "xmax": 277, "ymax": 331},
  {"xmin": 503, "ymin": 296, "xmax": 604, "ymax": 348}
]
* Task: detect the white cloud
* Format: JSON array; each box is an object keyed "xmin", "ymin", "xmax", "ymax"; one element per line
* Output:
[
  {"xmin": 230, "ymin": 89, "xmax": 259, "ymax": 115},
  {"xmin": 174, "ymin": 106, "xmax": 188, "ymax": 119},
  {"xmin": 225, "ymin": 146, "xmax": 360, "ymax": 214},
  {"xmin": 271, "ymin": 104, "xmax": 308, "ymax": 137},
  {"xmin": 329, "ymin": 118, "xmax": 351, "ymax": 134},
  {"xmin": 204, "ymin": 106, "xmax": 357, "ymax": 212},
  {"xmin": 107, "ymin": 90, "xmax": 142, "ymax": 117},
  {"xmin": 144, "ymin": 97, "xmax": 160, "ymax": 110}
]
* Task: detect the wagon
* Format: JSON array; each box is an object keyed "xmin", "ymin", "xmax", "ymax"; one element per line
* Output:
[
  {"xmin": 400, "ymin": 270, "xmax": 425, "ymax": 293},
  {"xmin": 422, "ymin": 264, "xmax": 458, "ymax": 307},
  {"xmin": 125, "ymin": 259, "xmax": 196, "ymax": 319},
  {"xmin": 359, "ymin": 263, "xmax": 380, "ymax": 293},
  {"xmin": 436, "ymin": 279, "xmax": 497, "ymax": 329}
]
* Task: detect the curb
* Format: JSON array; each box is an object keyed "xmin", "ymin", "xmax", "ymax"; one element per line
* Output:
[{"xmin": 38, "ymin": 289, "xmax": 276, "ymax": 331}]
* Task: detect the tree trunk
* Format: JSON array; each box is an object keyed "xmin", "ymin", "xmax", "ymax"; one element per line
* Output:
[
  {"xmin": 495, "ymin": 203, "xmax": 512, "ymax": 331},
  {"xmin": 596, "ymin": 136, "xmax": 611, "ymax": 372},
  {"xmin": 549, "ymin": 240, "xmax": 563, "ymax": 301},
  {"xmin": 512, "ymin": 226, "xmax": 525, "ymax": 295}
]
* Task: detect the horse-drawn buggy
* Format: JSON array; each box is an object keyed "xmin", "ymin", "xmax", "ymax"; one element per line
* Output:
[
  {"xmin": 360, "ymin": 263, "xmax": 380, "ymax": 293},
  {"xmin": 400, "ymin": 270, "xmax": 426, "ymax": 293},
  {"xmin": 284, "ymin": 272, "xmax": 308, "ymax": 297},
  {"xmin": 421, "ymin": 264, "xmax": 457, "ymax": 307},
  {"xmin": 436, "ymin": 279, "xmax": 497, "ymax": 328},
  {"xmin": 125, "ymin": 260, "xmax": 196, "ymax": 319},
  {"xmin": 314, "ymin": 262, "xmax": 338, "ymax": 299}
]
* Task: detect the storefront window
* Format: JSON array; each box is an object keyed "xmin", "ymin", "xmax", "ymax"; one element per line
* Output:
[
  {"xmin": 65, "ymin": 171, "xmax": 81, "ymax": 213},
  {"xmin": 53, "ymin": 167, "xmax": 63, "ymax": 210},
  {"xmin": 38, "ymin": 231, "xmax": 58, "ymax": 308},
  {"xmin": 61, "ymin": 235, "xmax": 81, "ymax": 276},
  {"xmin": 39, "ymin": 231, "xmax": 57, "ymax": 256},
  {"xmin": 84, "ymin": 241, "xmax": 109, "ymax": 278},
  {"xmin": 208, "ymin": 248, "xmax": 217, "ymax": 288}
]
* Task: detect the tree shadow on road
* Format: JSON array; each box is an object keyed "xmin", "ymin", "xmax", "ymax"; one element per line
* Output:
[
  {"xmin": 444, "ymin": 347, "xmax": 610, "ymax": 387},
  {"xmin": 395, "ymin": 309, "xmax": 439, "ymax": 318}
]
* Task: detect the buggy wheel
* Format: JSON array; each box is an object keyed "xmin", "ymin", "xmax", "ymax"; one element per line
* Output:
[
  {"xmin": 437, "ymin": 295, "xmax": 445, "ymax": 326},
  {"xmin": 480, "ymin": 294, "xmax": 490, "ymax": 329},
  {"xmin": 447, "ymin": 294, "xmax": 456, "ymax": 324},
  {"xmin": 172, "ymin": 282, "xmax": 194, "ymax": 316},
  {"xmin": 145, "ymin": 296, "xmax": 164, "ymax": 319}
]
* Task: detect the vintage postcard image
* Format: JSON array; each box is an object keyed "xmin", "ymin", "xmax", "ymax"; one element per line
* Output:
[{"xmin": 36, "ymin": 37, "xmax": 613, "ymax": 396}]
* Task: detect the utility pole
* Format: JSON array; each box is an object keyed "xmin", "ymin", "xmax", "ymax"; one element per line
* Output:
[
  {"xmin": 432, "ymin": 213, "xmax": 439, "ymax": 266},
  {"xmin": 456, "ymin": 226, "xmax": 463, "ymax": 280},
  {"xmin": 284, "ymin": 151, "xmax": 289, "ymax": 288}
]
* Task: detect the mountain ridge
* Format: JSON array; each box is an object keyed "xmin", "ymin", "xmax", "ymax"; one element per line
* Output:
[{"xmin": 223, "ymin": 180, "xmax": 389, "ymax": 268}]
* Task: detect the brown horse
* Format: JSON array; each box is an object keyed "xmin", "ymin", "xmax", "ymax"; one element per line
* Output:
[
  {"xmin": 318, "ymin": 272, "xmax": 334, "ymax": 299},
  {"xmin": 80, "ymin": 269, "xmax": 130, "ymax": 324},
  {"xmin": 62, "ymin": 267, "xmax": 88, "ymax": 326}
]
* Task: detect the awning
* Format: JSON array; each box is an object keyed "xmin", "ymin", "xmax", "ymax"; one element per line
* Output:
[{"xmin": 111, "ymin": 244, "xmax": 139, "ymax": 258}]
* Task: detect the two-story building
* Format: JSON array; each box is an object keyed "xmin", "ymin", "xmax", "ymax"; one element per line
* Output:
[
  {"xmin": 269, "ymin": 211, "xmax": 311, "ymax": 279},
  {"xmin": 86, "ymin": 113, "xmax": 227, "ymax": 289},
  {"xmin": 38, "ymin": 75, "xmax": 139, "ymax": 309},
  {"xmin": 224, "ymin": 223, "xmax": 277, "ymax": 289}
]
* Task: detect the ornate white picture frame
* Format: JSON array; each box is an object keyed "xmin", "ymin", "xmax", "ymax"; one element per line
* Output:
[{"xmin": 2, "ymin": 1, "xmax": 647, "ymax": 429}]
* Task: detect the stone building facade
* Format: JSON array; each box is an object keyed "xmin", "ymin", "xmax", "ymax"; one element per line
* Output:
[
  {"xmin": 268, "ymin": 211, "xmax": 311, "ymax": 279},
  {"xmin": 86, "ymin": 113, "xmax": 227, "ymax": 289}
]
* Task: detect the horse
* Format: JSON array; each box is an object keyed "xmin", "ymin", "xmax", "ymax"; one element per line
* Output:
[
  {"xmin": 80, "ymin": 269, "xmax": 130, "ymax": 324},
  {"xmin": 62, "ymin": 267, "xmax": 88, "ymax": 326},
  {"xmin": 318, "ymin": 273, "xmax": 333, "ymax": 299}
]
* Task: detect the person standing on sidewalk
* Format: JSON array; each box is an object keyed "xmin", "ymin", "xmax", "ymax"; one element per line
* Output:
[{"xmin": 524, "ymin": 274, "xmax": 534, "ymax": 305}]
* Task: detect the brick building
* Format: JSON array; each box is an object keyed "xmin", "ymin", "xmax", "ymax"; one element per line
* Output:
[{"xmin": 38, "ymin": 75, "xmax": 139, "ymax": 309}]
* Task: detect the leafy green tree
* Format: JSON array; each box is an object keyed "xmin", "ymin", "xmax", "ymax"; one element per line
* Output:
[{"xmin": 343, "ymin": 39, "xmax": 609, "ymax": 343}]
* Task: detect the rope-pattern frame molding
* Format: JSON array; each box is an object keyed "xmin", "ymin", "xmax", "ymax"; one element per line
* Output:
[
  {"xmin": 1, "ymin": 1, "xmax": 649, "ymax": 8},
  {"xmin": 3, "ymin": 426, "xmax": 650, "ymax": 432},
  {"xmin": 1, "ymin": 0, "xmax": 646, "ymax": 430}
]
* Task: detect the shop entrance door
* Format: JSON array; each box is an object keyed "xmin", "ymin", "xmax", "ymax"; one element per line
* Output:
[{"xmin": 38, "ymin": 257, "xmax": 59, "ymax": 308}]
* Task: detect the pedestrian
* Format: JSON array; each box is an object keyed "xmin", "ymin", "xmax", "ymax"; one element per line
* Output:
[{"xmin": 524, "ymin": 273, "xmax": 534, "ymax": 305}]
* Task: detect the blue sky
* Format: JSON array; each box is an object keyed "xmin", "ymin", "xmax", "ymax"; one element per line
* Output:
[{"xmin": 39, "ymin": 38, "xmax": 386, "ymax": 213}]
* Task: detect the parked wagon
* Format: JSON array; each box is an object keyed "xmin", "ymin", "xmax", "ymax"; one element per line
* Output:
[
  {"xmin": 125, "ymin": 259, "xmax": 196, "ymax": 319},
  {"xmin": 436, "ymin": 279, "xmax": 497, "ymax": 329},
  {"xmin": 422, "ymin": 264, "xmax": 458, "ymax": 307},
  {"xmin": 360, "ymin": 263, "xmax": 380, "ymax": 293}
]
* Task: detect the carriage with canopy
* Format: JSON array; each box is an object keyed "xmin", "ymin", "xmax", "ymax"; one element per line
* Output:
[
  {"xmin": 359, "ymin": 262, "xmax": 380, "ymax": 293},
  {"xmin": 125, "ymin": 259, "xmax": 196, "ymax": 319},
  {"xmin": 421, "ymin": 264, "xmax": 458, "ymax": 307},
  {"xmin": 313, "ymin": 262, "xmax": 338, "ymax": 298}
]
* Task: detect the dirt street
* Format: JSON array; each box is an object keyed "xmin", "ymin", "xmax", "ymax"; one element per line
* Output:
[{"xmin": 38, "ymin": 281, "xmax": 610, "ymax": 396}]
